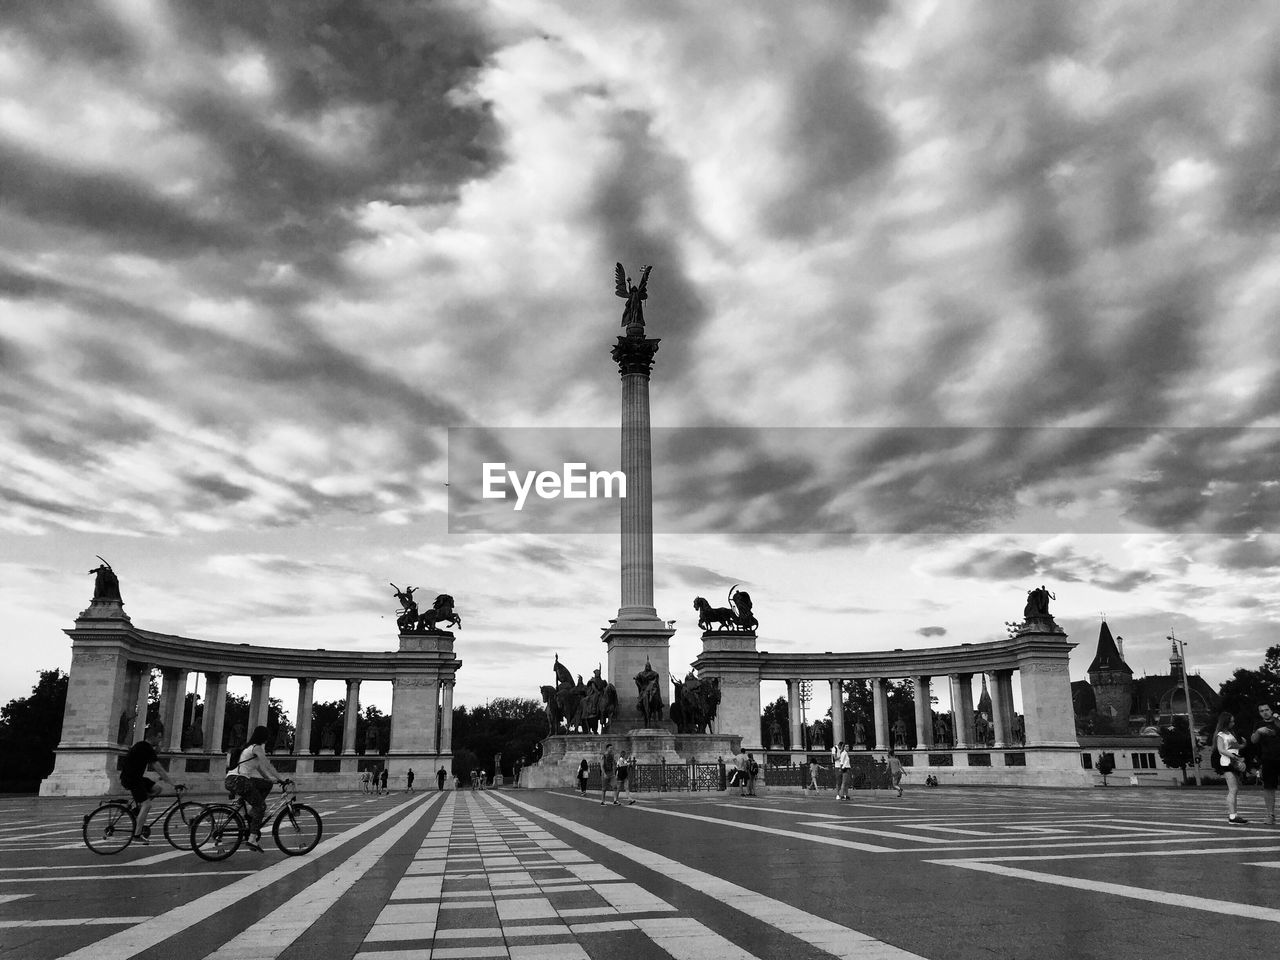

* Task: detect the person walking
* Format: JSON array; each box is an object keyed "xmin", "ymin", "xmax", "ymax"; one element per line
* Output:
[
  {"xmin": 887, "ymin": 751, "xmax": 904, "ymax": 798},
  {"xmin": 600, "ymin": 744, "xmax": 617, "ymax": 805},
  {"xmin": 406, "ymin": 768, "xmax": 415, "ymax": 794},
  {"xmin": 379, "ymin": 767, "xmax": 389, "ymax": 795},
  {"xmin": 835, "ymin": 742, "xmax": 851, "ymax": 800},
  {"xmin": 576, "ymin": 758, "xmax": 590, "ymax": 796},
  {"xmin": 614, "ymin": 751, "xmax": 636, "ymax": 804},
  {"xmin": 745, "ymin": 753, "xmax": 759, "ymax": 796},
  {"xmin": 808, "ymin": 757, "xmax": 819, "ymax": 793},
  {"xmin": 1251, "ymin": 702, "xmax": 1280, "ymax": 825},
  {"xmin": 437, "ymin": 766, "xmax": 447, "ymax": 791},
  {"xmin": 732, "ymin": 748, "xmax": 748, "ymax": 796},
  {"xmin": 1213, "ymin": 711, "xmax": 1247, "ymax": 824}
]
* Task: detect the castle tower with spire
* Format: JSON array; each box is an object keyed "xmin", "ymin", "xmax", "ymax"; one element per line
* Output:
[{"xmin": 1087, "ymin": 620, "xmax": 1133, "ymax": 731}]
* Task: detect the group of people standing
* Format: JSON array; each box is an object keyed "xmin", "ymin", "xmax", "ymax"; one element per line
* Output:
[
  {"xmin": 1213, "ymin": 702, "xmax": 1280, "ymax": 825},
  {"xmin": 575, "ymin": 743, "xmax": 637, "ymax": 805}
]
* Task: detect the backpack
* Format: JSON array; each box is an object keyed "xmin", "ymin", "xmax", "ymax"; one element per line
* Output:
[
  {"xmin": 603, "ymin": 753, "xmax": 615, "ymax": 774},
  {"xmin": 747, "ymin": 757, "xmax": 759, "ymax": 776}
]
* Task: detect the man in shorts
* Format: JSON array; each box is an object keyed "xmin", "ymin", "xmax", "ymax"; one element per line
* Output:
[
  {"xmin": 600, "ymin": 744, "xmax": 616, "ymax": 804},
  {"xmin": 119, "ymin": 726, "xmax": 178, "ymax": 842},
  {"xmin": 1251, "ymin": 702, "xmax": 1280, "ymax": 825}
]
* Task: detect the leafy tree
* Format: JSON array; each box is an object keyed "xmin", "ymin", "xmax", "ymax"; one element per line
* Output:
[
  {"xmin": 1218, "ymin": 645, "xmax": 1280, "ymax": 722},
  {"xmin": 220, "ymin": 694, "xmax": 295, "ymax": 753},
  {"xmin": 450, "ymin": 698, "xmax": 547, "ymax": 779},
  {"xmin": 1096, "ymin": 752, "xmax": 1115, "ymax": 786},
  {"xmin": 1159, "ymin": 717, "xmax": 1196, "ymax": 780},
  {"xmin": 0, "ymin": 669, "xmax": 68, "ymax": 790}
]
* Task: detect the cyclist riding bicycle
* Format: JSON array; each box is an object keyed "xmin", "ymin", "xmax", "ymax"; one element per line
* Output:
[
  {"xmin": 226, "ymin": 724, "xmax": 287, "ymax": 852},
  {"xmin": 119, "ymin": 725, "xmax": 180, "ymax": 843}
]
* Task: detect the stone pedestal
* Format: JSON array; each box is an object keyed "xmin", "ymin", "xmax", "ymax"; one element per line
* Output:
[
  {"xmin": 692, "ymin": 630, "xmax": 762, "ymax": 751},
  {"xmin": 602, "ymin": 620, "xmax": 676, "ymax": 732},
  {"xmin": 525, "ymin": 730, "xmax": 742, "ymax": 789}
]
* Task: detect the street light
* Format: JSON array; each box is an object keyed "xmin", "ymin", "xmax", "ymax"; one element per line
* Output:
[
  {"xmin": 1169, "ymin": 631, "xmax": 1200, "ymax": 787},
  {"xmin": 798, "ymin": 681, "xmax": 813, "ymax": 751}
]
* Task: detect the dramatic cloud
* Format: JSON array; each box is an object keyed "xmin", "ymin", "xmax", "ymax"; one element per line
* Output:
[{"xmin": 5, "ymin": 1, "xmax": 1280, "ymax": 709}]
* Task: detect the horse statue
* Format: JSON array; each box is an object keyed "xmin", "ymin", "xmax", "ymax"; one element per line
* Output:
[
  {"xmin": 417, "ymin": 594, "xmax": 462, "ymax": 632},
  {"xmin": 693, "ymin": 585, "xmax": 758, "ymax": 633},
  {"xmin": 579, "ymin": 667, "xmax": 618, "ymax": 734},
  {"xmin": 544, "ymin": 656, "xmax": 584, "ymax": 733},
  {"xmin": 671, "ymin": 673, "xmax": 722, "ymax": 734},
  {"xmin": 539, "ymin": 685, "xmax": 563, "ymax": 733}
]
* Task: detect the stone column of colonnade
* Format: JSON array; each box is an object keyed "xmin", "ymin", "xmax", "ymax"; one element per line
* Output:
[
  {"xmin": 951, "ymin": 673, "xmax": 976, "ymax": 748},
  {"xmin": 247, "ymin": 675, "xmax": 271, "ymax": 734},
  {"xmin": 343, "ymin": 679, "xmax": 361, "ymax": 755},
  {"xmin": 294, "ymin": 678, "xmax": 315, "ymax": 756},
  {"xmin": 913, "ymin": 676, "xmax": 933, "ymax": 749},
  {"xmin": 987, "ymin": 670, "xmax": 1007, "ymax": 747},
  {"xmin": 439, "ymin": 679, "xmax": 455, "ymax": 753},
  {"xmin": 158, "ymin": 667, "xmax": 189, "ymax": 752},
  {"xmin": 995, "ymin": 670, "xmax": 1017, "ymax": 745},
  {"xmin": 131, "ymin": 663, "xmax": 151, "ymax": 742},
  {"xmin": 202, "ymin": 672, "xmax": 228, "ymax": 753},
  {"xmin": 872, "ymin": 679, "xmax": 889, "ymax": 749},
  {"xmin": 829, "ymin": 679, "xmax": 845, "ymax": 749},
  {"xmin": 787, "ymin": 679, "xmax": 803, "ymax": 749}
]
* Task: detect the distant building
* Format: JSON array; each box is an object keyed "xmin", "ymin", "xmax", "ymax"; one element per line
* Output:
[{"xmin": 1072, "ymin": 621, "xmax": 1220, "ymax": 737}]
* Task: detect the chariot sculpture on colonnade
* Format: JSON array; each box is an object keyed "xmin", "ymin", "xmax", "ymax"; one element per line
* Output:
[
  {"xmin": 693, "ymin": 585, "xmax": 757, "ymax": 633},
  {"xmin": 392, "ymin": 584, "xmax": 463, "ymax": 633}
]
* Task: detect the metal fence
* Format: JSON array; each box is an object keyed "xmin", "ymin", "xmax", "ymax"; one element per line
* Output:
[{"xmin": 576, "ymin": 757, "xmax": 894, "ymax": 792}]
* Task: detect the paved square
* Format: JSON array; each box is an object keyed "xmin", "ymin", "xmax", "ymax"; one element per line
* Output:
[{"xmin": 0, "ymin": 784, "xmax": 1265, "ymax": 958}]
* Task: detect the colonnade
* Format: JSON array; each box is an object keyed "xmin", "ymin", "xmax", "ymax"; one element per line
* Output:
[
  {"xmin": 781, "ymin": 669, "xmax": 1020, "ymax": 751},
  {"xmin": 118, "ymin": 665, "xmax": 456, "ymax": 758},
  {"xmin": 42, "ymin": 598, "xmax": 462, "ymax": 796}
]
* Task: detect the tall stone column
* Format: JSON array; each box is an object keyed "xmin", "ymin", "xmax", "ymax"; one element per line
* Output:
[
  {"xmin": 158, "ymin": 668, "xmax": 188, "ymax": 752},
  {"xmin": 996, "ymin": 670, "xmax": 1018, "ymax": 743},
  {"xmin": 914, "ymin": 676, "xmax": 933, "ymax": 749},
  {"xmin": 872, "ymin": 678, "xmax": 889, "ymax": 750},
  {"xmin": 439, "ymin": 679, "xmax": 455, "ymax": 753},
  {"xmin": 203, "ymin": 672, "xmax": 227, "ymax": 753},
  {"xmin": 953, "ymin": 673, "xmax": 975, "ymax": 748},
  {"xmin": 988, "ymin": 671, "xmax": 1007, "ymax": 748},
  {"xmin": 603, "ymin": 308, "xmax": 675, "ymax": 730},
  {"xmin": 248, "ymin": 676, "xmax": 271, "ymax": 732},
  {"xmin": 132, "ymin": 663, "xmax": 152, "ymax": 742},
  {"xmin": 787, "ymin": 680, "xmax": 803, "ymax": 750},
  {"xmin": 829, "ymin": 678, "xmax": 845, "ymax": 749},
  {"xmin": 343, "ymin": 679, "xmax": 361, "ymax": 755},
  {"xmin": 294, "ymin": 678, "xmax": 315, "ymax": 756}
]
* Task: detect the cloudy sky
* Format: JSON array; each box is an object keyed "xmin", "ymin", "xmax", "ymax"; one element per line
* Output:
[{"xmin": 4, "ymin": 0, "xmax": 1279, "ymax": 722}]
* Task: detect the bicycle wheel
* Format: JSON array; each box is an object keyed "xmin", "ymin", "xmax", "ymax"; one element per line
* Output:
[
  {"xmin": 272, "ymin": 803, "xmax": 322, "ymax": 855},
  {"xmin": 190, "ymin": 805, "xmax": 245, "ymax": 862},
  {"xmin": 83, "ymin": 802, "xmax": 136, "ymax": 855},
  {"xmin": 163, "ymin": 801, "xmax": 203, "ymax": 850}
]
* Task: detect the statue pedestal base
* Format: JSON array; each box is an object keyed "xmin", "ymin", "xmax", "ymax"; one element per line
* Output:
[
  {"xmin": 524, "ymin": 731, "xmax": 742, "ymax": 789},
  {"xmin": 601, "ymin": 619, "xmax": 675, "ymax": 730}
]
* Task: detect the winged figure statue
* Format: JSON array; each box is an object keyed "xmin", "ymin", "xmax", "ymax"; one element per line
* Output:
[{"xmin": 615, "ymin": 262, "xmax": 652, "ymax": 329}]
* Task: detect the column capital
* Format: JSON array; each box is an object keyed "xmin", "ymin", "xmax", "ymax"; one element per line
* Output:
[{"xmin": 611, "ymin": 335, "xmax": 661, "ymax": 377}]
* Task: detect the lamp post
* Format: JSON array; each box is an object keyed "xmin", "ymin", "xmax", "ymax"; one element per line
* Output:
[{"xmin": 1169, "ymin": 632, "xmax": 1200, "ymax": 786}]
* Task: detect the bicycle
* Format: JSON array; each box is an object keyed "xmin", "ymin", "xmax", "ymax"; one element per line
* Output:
[
  {"xmin": 82, "ymin": 785, "xmax": 199, "ymax": 855},
  {"xmin": 189, "ymin": 779, "xmax": 322, "ymax": 861}
]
